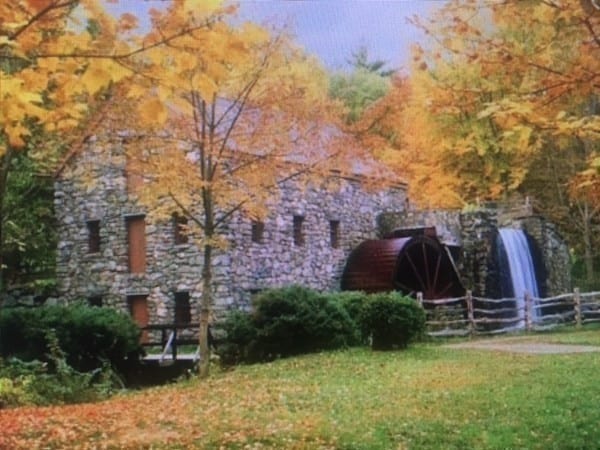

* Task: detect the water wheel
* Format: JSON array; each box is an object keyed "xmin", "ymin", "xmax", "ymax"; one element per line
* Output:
[{"xmin": 341, "ymin": 236, "xmax": 464, "ymax": 299}]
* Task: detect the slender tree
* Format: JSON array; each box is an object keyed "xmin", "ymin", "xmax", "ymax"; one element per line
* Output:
[{"xmin": 103, "ymin": 10, "xmax": 355, "ymax": 377}]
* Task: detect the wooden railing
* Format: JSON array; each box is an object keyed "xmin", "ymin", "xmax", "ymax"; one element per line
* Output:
[
  {"xmin": 418, "ymin": 289, "xmax": 600, "ymax": 337},
  {"xmin": 140, "ymin": 323, "xmax": 200, "ymax": 362}
]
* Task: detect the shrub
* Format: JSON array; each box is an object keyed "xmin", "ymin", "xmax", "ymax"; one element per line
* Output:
[
  {"xmin": 0, "ymin": 377, "xmax": 31, "ymax": 408},
  {"xmin": 0, "ymin": 336, "xmax": 119, "ymax": 408},
  {"xmin": 324, "ymin": 291, "xmax": 370, "ymax": 344},
  {"xmin": 360, "ymin": 292, "xmax": 426, "ymax": 350},
  {"xmin": 252, "ymin": 286, "xmax": 359, "ymax": 359},
  {"xmin": 0, "ymin": 303, "xmax": 142, "ymax": 373},
  {"xmin": 218, "ymin": 286, "xmax": 360, "ymax": 363},
  {"xmin": 218, "ymin": 309, "xmax": 258, "ymax": 365}
]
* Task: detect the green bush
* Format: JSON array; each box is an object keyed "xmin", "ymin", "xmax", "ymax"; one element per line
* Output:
[
  {"xmin": 218, "ymin": 309, "xmax": 258, "ymax": 365},
  {"xmin": 324, "ymin": 291, "xmax": 370, "ymax": 343},
  {"xmin": 360, "ymin": 292, "xmax": 426, "ymax": 350},
  {"xmin": 0, "ymin": 376, "xmax": 32, "ymax": 408},
  {"xmin": 219, "ymin": 286, "xmax": 360, "ymax": 363},
  {"xmin": 0, "ymin": 334, "xmax": 119, "ymax": 408},
  {"xmin": 0, "ymin": 303, "xmax": 142, "ymax": 373},
  {"xmin": 253, "ymin": 286, "xmax": 360, "ymax": 359}
]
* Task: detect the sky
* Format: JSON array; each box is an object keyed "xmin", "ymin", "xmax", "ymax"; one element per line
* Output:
[
  {"xmin": 109, "ymin": 0, "xmax": 444, "ymax": 73},
  {"xmin": 236, "ymin": 0, "xmax": 442, "ymax": 72}
]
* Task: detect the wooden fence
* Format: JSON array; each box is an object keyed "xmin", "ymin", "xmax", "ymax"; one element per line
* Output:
[{"xmin": 418, "ymin": 289, "xmax": 600, "ymax": 337}]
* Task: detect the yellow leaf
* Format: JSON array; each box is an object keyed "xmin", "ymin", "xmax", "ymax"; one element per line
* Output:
[
  {"xmin": 138, "ymin": 98, "xmax": 167, "ymax": 125},
  {"xmin": 17, "ymin": 91, "xmax": 42, "ymax": 104},
  {"xmin": 6, "ymin": 123, "xmax": 29, "ymax": 148},
  {"xmin": 80, "ymin": 65, "xmax": 110, "ymax": 94},
  {"xmin": 183, "ymin": 0, "xmax": 221, "ymax": 14},
  {"xmin": 157, "ymin": 85, "xmax": 171, "ymax": 102},
  {"xmin": 127, "ymin": 83, "xmax": 148, "ymax": 99},
  {"xmin": 191, "ymin": 73, "xmax": 217, "ymax": 102}
]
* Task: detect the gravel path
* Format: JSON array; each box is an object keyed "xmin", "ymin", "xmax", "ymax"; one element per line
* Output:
[{"xmin": 445, "ymin": 338, "xmax": 600, "ymax": 354}]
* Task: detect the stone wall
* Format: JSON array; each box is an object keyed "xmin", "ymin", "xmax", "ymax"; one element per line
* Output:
[
  {"xmin": 378, "ymin": 209, "xmax": 463, "ymax": 246},
  {"xmin": 55, "ymin": 139, "xmax": 407, "ymax": 324},
  {"xmin": 460, "ymin": 210, "xmax": 500, "ymax": 296},
  {"xmin": 375, "ymin": 207, "xmax": 571, "ymax": 297}
]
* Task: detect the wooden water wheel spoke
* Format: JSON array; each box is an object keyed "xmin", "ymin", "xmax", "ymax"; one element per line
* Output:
[
  {"xmin": 433, "ymin": 252, "xmax": 442, "ymax": 292},
  {"xmin": 404, "ymin": 251, "xmax": 428, "ymax": 293},
  {"xmin": 341, "ymin": 236, "xmax": 465, "ymax": 299},
  {"xmin": 436, "ymin": 281, "xmax": 456, "ymax": 299},
  {"xmin": 422, "ymin": 242, "xmax": 431, "ymax": 290}
]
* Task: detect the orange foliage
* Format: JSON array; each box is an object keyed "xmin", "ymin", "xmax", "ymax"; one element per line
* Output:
[{"xmin": 376, "ymin": 0, "xmax": 600, "ymax": 209}]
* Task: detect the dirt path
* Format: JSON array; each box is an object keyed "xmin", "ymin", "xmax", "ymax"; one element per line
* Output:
[{"xmin": 444, "ymin": 337, "xmax": 600, "ymax": 354}]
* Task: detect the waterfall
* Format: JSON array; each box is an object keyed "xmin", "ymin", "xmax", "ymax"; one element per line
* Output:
[{"xmin": 498, "ymin": 228, "xmax": 539, "ymax": 325}]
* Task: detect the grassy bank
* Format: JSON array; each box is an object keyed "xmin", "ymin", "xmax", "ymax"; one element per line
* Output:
[{"xmin": 1, "ymin": 329, "xmax": 600, "ymax": 449}]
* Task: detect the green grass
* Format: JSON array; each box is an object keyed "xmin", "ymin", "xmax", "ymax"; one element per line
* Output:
[{"xmin": 3, "ymin": 327, "xmax": 600, "ymax": 449}]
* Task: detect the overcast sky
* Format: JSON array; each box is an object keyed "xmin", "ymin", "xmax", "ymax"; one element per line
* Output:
[
  {"xmin": 107, "ymin": 0, "xmax": 443, "ymax": 72},
  {"xmin": 237, "ymin": 0, "xmax": 442, "ymax": 72}
]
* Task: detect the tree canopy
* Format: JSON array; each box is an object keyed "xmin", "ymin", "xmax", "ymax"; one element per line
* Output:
[{"xmin": 381, "ymin": 0, "xmax": 600, "ymax": 282}]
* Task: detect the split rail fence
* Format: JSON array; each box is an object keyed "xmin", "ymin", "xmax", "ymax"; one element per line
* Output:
[{"xmin": 418, "ymin": 289, "xmax": 600, "ymax": 337}]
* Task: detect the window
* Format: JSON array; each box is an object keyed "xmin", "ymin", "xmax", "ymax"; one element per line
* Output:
[
  {"xmin": 126, "ymin": 215, "xmax": 146, "ymax": 273},
  {"xmin": 293, "ymin": 215, "xmax": 304, "ymax": 246},
  {"xmin": 251, "ymin": 220, "xmax": 264, "ymax": 243},
  {"xmin": 87, "ymin": 220, "xmax": 100, "ymax": 253},
  {"xmin": 88, "ymin": 295, "xmax": 103, "ymax": 307},
  {"xmin": 174, "ymin": 292, "xmax": 192, "ymax": 325},
  {"xmin": 330, "ymin": 220, "xmax": 340, "ymax": 248},
  {"xmin": 173, "ymin": 214, "xmax": 188, "ymax": 245}
]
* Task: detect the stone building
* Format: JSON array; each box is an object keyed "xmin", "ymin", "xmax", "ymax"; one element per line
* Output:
[{"xmin": 54, "ymin": 137, "xmax": 408, "ymax": 328}]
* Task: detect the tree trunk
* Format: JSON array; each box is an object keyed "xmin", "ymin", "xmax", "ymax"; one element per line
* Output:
[
  {"xmin": 198, "ymin": 242, "xmax": 213, "ymax": 378},
  {"xmin": 582, "ymin": 215, "xmax": 595, "ymax": 285},
  {"xmin": 0, "ymin": 147, "xmax": 15, "ymax": 295}
]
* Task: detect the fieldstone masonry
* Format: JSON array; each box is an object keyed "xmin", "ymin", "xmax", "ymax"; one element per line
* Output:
[
  {"xmin": 55, "ymin": 139, "xmax": 571, "ymax": 328},
  {"xmin": 379, "ymin": 206, "xmax": 571, "ymax": 298},
  {"xmin": 55, "ymin": 139, "xmax": 407, "ymax": 324}
]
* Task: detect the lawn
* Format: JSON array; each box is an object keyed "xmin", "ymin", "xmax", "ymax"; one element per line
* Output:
[{"xmin": 1, "ymin": 328, "xmax": 600, "ymax": 449}]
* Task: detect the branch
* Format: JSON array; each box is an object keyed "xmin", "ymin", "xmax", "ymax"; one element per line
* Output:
[
  {"xmin": 168, "ymin": 191, "xmax": 204, "ymax": 231},
  {"xmin": 10, "ymin": 0, "xmax": 77, "ymax": 41},
  {"xmin": 8, "ymin": 15, "xmax": 221, "ymax": 63}
]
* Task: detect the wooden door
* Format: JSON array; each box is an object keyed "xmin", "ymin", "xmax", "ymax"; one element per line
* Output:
[
  {"xmin": 126, "ymin": 215, "xmax": 146, "ymax": 273},
  {"xmin": 128, "ymin": 295, "xmax": 149, "ymax": 343}
]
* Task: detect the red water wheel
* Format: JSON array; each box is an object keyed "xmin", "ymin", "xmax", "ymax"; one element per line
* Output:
[
  {"xmin": 341, "ymin": 236, "xmax": 464, "ymax": 299},
  {"xmin": 393, "ymin": 236, "xmax": 463, "ymax": 299}
]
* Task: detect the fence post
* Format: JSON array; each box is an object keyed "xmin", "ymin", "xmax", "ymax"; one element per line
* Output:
[
  {"xmin": 466, "ymin": 290, "xmax": 475, "ymax": 337},
  {"xmin": 525, "ymin": 291, "xmax": 532, "ymax": 332},
  {"xmin": 574, "ymin": 287, "xmax": 582, "ymax": 328},
  {"xmin": 172, "ymin": 327, "xmax": 178, "ymax": 360},
  {"xmin": 417, "ymin": 292, "xmax": 426, "ymax": 331}
]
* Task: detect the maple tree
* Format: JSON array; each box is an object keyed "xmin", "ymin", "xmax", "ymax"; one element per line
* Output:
[
  {"xmin": 382, "ymin": 0, "xmax": 600, "ymax": 280},
  {"xmin": 100, "ymin": 6, "xmax": 354, "ymax": 377},
  {"xmin": 0, "ymin": 0, "xmax": 229, "ymax": 290}
]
